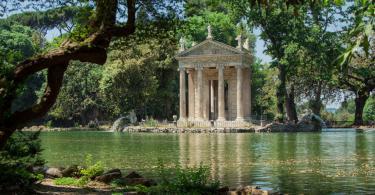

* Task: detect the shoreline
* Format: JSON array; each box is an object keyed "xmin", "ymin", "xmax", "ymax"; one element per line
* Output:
[
  {"xmin": 21, "ymin": 125, "xmax": 375, "ymax": 133},
  {"xmin": 31, "ymin": 167, "xmax": 277, "ymax": 195}
]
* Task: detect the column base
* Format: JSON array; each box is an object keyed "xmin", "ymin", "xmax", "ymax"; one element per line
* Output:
[
  {"xmin": 236, "ymin": 117, "xmax": 245, "ymax": 122},
  {"xmin": 178, "ymin": 118, "xmax": 187, "ymax": 122},
  {"xmin": 216, "ymin": 117, "xmax": 226, "ymax": 121}
]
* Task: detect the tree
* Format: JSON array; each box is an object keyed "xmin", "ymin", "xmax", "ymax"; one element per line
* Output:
[
  {"xmin": 0, "ymin": 23, "xmax": 45, "ymax": 114},
  {"xmin": 338, "ymin": 46, "xmax": 374, "ymax": 125},
  {"xmin": 363, "ymin": 95, "xmax": 375, "ymax": 122},
  {"xmin": 280, "ymin": 11, "xmax": 342, "ymax": 116},
  {"xmin": 0, "ymin": 0, "xmax": 181, "ymax": 147},
  {"xmin": 231, "ymin": 0, "xmax": 311, "ymax": 122},
  {"xmin": 251, "ymin": 60, "xmax": 278, "ymax": 119},
  {"xmin": 100, "ymin": 26, "xmax": 179, "ymax": 120},
  {"xmin": 49, "ymin": 61, "xmax": 105, "ymax": 125},
  {"xmin": 336, "ymin": 2, "xmax": 374, "ymax": 125}
]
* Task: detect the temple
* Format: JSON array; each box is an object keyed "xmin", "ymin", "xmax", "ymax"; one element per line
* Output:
[{"xmin": 175, "ymin": 26, "xmax": 253, "ymax": 127}]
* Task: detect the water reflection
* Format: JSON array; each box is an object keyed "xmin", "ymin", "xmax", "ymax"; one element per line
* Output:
[{"xmin": 40, "ymin": 130, "xmax": 375, "ymax": 194}]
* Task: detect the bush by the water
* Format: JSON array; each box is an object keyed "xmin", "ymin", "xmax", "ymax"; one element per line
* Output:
[
  {"xmin": 154, "ymin": 163, "xmax": 220, "ymax": 194},
  {"xmin": 54, "ymin": 154, "xmax": 104, "ymax": 187},
  {"xmin": 0, "ymin": 131, "xmax": 44, "ymax": 191},
  {"xmin": 112, "ymin": 162, "xmax": 220, "ymax": 194}
]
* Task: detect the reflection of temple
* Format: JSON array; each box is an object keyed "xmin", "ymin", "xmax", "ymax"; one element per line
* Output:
[
  {"xmin": 175, "ymin": 26, "xmax": 253, "ymax": 127},
  {"xmin": 178, "ymin": 134, "xmax": 250, "ymax": 186}
]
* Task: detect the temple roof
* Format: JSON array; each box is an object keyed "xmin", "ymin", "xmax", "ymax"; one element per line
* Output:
[{"xmin": 176, "ymin": 39, "xmax": 249, "ymax": 58}]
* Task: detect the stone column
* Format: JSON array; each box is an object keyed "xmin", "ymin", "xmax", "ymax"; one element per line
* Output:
[
  {"xmin": 196, "ymin": 65, "xmax": 203, "ymax": 120},
  {"xmin": 236, "ymin": 65, "xmax": 244, "ymax": 121},
  {"xmin": 210, "ymin": 80, "xmax": 214, "ymax": 118},
  {"xmin": 217, "ymin": 65, "xmax": 225, "ymax": 121},
  {"xmin": 187, "ymin": 69, "xmax": 195, "ymax": 120},
  {"xmin": 179, "ymin": 67, "xmax": 186, "ymax": 121}
]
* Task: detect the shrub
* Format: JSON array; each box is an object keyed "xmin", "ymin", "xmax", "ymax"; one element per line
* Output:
[
  {"xmin": 152, "ymin": 163, "xmax": 220, "ymax": 194},
  {"xmin": 143, "ymin": 118, "xmax": 159, "ymax": 127},
  {"xmin": 80, "ymin": 154, "xmax": 104, "ymax": 179},
  {"xmin": 0, "ymin": 131, "xmax": 45, "ymax": 192},
  {"xmin": 56, "ymin": 154, "xmax": 104, "ymax": 187}
]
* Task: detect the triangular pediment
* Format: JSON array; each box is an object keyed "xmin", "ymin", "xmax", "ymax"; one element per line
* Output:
[{"xmin": 176, "ymin": 39, "xmax": 245, "ymax": 57}]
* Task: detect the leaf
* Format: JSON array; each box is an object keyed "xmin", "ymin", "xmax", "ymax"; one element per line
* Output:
[
  {"xmin": 360, "ymin": 34, "xmax": 370, "ymax": 57},
  {"xmin": 334, "ymin": 0, "xmax": 344, "ymax": 6}
]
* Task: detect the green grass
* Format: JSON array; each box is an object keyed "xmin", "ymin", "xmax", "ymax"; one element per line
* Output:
[{"xmin": 54, "ymin": 177, "xmax": 79, "ymax": 186}]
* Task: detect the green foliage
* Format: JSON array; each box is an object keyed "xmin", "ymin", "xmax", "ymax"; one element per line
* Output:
[
  {"xmin": 100, "ymin": 32, "xmax": 178, "ymax": 120},
  {"xmin": 80, "ymin": 154, "xmax": 104, "ymax": 179},
  {"xmin": 336, "ymin": 1, "xmax": 374, "ymax": 68},
  {"xmin": 142, "ymin": 118, "xmax": 159, "ymax": 127},
  {"xmin": 0, "ymin": 131, "xmax": 45, "ymax": 190},
  {"xmin": 0, "ymin": 22, "xmax": 45, "ymax": 114},
  {"xmin": 54, "ymin": 155, "xmax": 104, "ymax": 187},
  {"xmin": 0, "ymin": 24, "xmax": 41, "ymax": 74},
  {"xmin": 54, "ymin": 177, "xmax": 80, "ymax": 186},
  {"xmin": 363, "ymin": 96, "xmax": 375, "ymax": 122},
  {"xmin": 332, "ymin": 96, "xmax": 375, "ymax": 123},
  {"xmin": 154, "ymin": 163, "xmax": 220, "ymax": 194},
  {"xmin": 54, "ymin": 176, "xmax": 89, "ymax": 187},
  {"xmin": 251, "ymin": 61, "xmax": 277, "ymax": 119},
  {"xmin": 183, "ymin": 11, "xmax": 237, "ymax": 46},
  {"xmin": 49, "ymin": 61, "xmax": 104, "ymax": 125}
]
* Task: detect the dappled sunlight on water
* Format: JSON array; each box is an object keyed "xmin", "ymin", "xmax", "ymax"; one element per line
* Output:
[{"xmin": 40, "ymin": 129, "xmax": 375, "ymax": 194}]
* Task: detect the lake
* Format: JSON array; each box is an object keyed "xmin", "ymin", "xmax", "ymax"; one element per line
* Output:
[{"xmin": 40, "ymin": 129, "xmax": 375, "ymax": 194}]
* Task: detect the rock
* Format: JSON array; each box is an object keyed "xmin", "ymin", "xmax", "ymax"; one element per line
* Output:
[
  {"xmin": 105, "ymin": 168, "xmax": 122, "ymax": 174},
  {"xmin": 257, "ymin": 113, "xmax": 325, "ymax": 132},
  {"xmin": 217, "ymin": 186, "xmax": 229, "ymax": 194},
  {"xmin": 61, "ymin": 165, "xmax": 79, "ymax": 177},
  {"xmin": 110, "ymin": 117, "xmax": 130, "ymax": 132},
  {"xmin": 111, "ymin": 111, "xmax": 138, "ymax": 132},
  {"xmin": 120, "ymin": 177, "xmax": 156, "ymax": 187},
  {"xmin": 125, "ymin": 171, "xmax": 143, "ymax": 179},
  {"xmin": 45, "ymin": 167, "xmax": 63, "ymax": 178},
  {"xmin": 32, "ymin": 166, "xmax": 48, "ymax": 173},
  {"xmin": 88, "ymin": 120, "xmax": 99, "ymax": 128},
  {"xmin": 95, "ymin": 169, "xmax": 122, "ymax": 183},
  {"xmin": 127, "ymin": 110, "xmax": 138, "ymax": 124}
]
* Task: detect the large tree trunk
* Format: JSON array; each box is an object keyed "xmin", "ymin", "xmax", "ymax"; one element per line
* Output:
[
  {"xmin": 276, "ymin": 63, "xmax": 286, "ymax": 122},
  {"xmin": 310, "ymin": 81, "xmax": 322, "ymax": 116},
  {"xmin": 285, "ymin": 84, "xmax": 298, "ymax": 123},
  {"xmin": 353, "ymin": 90, "xmax": 369, "ymax": 126}
]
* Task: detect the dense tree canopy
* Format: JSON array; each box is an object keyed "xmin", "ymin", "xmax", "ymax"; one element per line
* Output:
[{"xmin": 0, "ymin": 0, "xmax": 182, "ymax": 147}]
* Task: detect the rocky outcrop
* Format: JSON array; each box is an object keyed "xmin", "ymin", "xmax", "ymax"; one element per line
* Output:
[
  {"xmin": 257, "ymin": 113, "xmax": 325, "ymax": 132},
  {"xmin": 45, "ymin": 167, "xmax": 63, "ymax": 178},
  {"xmin": 111, "ymin": 111, "xmax": 138, "ymax": 132},
  {"xmin": 95, "ymin": 169, "xmax": 122, "ymax": 183},
  {"xmin": 125, "ymin": 171, "xmax": 143, "ymax": 179},
  {"xmin": 61, "ymin": 165, "xmax": 79, "ymax": 177},
  {"xmin": 115, "ymin": 171, "xmax": 157, "ymax": 187},
  {"xmin": 110, "ymin": 117, "xmax": 130, "ymax": 132}
]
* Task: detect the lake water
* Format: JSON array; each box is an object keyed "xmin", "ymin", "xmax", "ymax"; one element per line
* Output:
[{"xmin": 40, "ymin": 129, "xmax": 375, "ymax": 194}]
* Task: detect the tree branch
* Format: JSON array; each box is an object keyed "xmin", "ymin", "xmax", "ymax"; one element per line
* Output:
[{"xmin": 0, "ymin": 0, "xmax": 137, "ymax": 148}]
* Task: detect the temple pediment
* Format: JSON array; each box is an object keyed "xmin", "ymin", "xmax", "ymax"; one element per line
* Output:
[{"xmin": 176, "ymin": 39, "xmax": 246, "ymax": 58}]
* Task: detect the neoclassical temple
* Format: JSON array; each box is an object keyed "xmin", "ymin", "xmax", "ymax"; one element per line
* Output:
[{"xmin": 175, "ymin": 26, "xmax": 253, "ymax": 127}]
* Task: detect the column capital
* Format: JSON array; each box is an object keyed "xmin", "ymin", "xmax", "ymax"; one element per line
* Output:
[
  {"xmin": 195, "ymin": 64, "xmax": 204, "ymax": 70},
  {"xmin": 186, "ymin": 68, "xmax": 195, "ymax": 74},
  {"xmin": 178, "ymin": 67, "xmax": 185, "ymax": 71},
  {"xmin": 216, "ymin": 64, "xmax": 225, "ymax": 70},
  {"xmin": 235, "ymin": 65, "xmax": 243, "ymax": 69}
]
